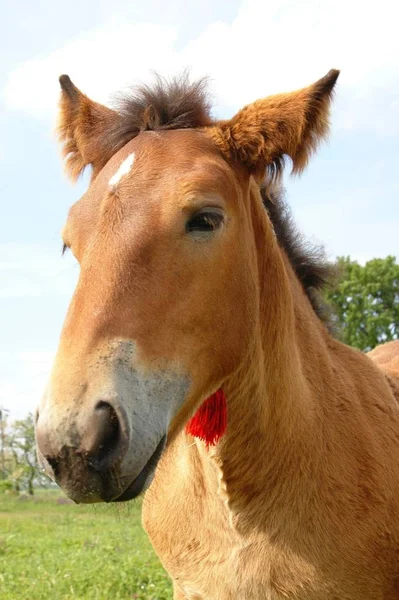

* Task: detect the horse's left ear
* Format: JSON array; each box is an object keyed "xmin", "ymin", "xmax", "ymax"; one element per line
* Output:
[
  {"xmin": 210, "ymin": 69, "xmax": 339, "ymax": 180},
  {"xmin": 57, "ymin": 75, "xmax": 122, "ymax": 181}
]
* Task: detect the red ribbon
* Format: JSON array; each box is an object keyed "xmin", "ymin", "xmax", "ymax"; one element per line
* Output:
[{"xmin": 185, "ymin": 389, "xmax": 227, "ymax": 447}]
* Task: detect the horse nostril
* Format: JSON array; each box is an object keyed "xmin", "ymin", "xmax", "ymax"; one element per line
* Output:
[
  {"xmin": 93, "ymin": 401, "xmax": 121, "ymax": 463},
  {"xmin": 35, "ymin": 399, "xmax": 129, "ymax": 486},
  {"xmin": 82, "ymin": 401, "xmax": 124, "ymax": 470},
  {"xmin": 46, "ymin": 455, "xmax": 60, "ymax": 477}
]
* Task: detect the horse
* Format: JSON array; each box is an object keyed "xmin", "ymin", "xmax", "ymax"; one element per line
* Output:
[{"xmin": 35, "ymin": 70, "xmax": 399, "ymax": 599}]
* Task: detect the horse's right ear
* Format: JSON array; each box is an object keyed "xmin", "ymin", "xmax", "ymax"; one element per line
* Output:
[{"xmin": 57, "ymin": 75, "xmax": 122, "ymax": 181}]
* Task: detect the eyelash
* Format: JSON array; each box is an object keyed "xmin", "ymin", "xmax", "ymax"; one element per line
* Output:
[{"xmin": 186, "ymin": 210, "xmax": 224, "ymax": 233}]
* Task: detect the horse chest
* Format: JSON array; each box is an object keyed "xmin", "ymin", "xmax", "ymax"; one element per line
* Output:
[
  {"xmin": 142, "ymin": 452, "xmax": 318, "ymax": 600},
  {"xmin": 143, "ymin": 490, "xmax": 319, "ymax": 600},
  {"xmin": 143, "ymin": 475, "xmax": 240, "ymax": 597},
  {"xmin": 142, "ymin": 442, "xmax": 399, "ymax": 599}
]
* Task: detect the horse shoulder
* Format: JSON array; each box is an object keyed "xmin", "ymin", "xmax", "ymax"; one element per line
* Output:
[{"xmin": 368, "ymin": 340, "xmax": 399, "ymax": 397}]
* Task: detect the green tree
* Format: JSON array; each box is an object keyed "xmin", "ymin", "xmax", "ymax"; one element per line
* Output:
[
  {"xmin": 325, "ymin": 256, "xmax": 399, "ymax": 352},
  {"xmin": 0, "ymin": 407, "xmax": 10, "ymax": 479},
  {"xmin": 8, "ymin": 414, "xmax": 51, "ymax": 494}
]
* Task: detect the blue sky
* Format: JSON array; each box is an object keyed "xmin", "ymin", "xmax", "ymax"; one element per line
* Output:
[{"xmin": 1, "ymin": 0, "xmax": 398, "ymax": 419}]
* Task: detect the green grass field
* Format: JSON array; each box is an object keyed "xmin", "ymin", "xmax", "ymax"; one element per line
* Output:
[{"xmin": 0, "ymin": 490, "xmax": 172, "ymax": 600}]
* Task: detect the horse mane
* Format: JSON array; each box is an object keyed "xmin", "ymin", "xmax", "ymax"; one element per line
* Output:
[
  {"xmin": 106, "ymin": 75, "xmax": 334, "ymax": 328},
  {"xmin": 105, "ymin": 73, "xmax": 214, "ymax": 153},
  {"xmin": 261, "ymin": 185, "xmax": 335, "ymax": 328}
]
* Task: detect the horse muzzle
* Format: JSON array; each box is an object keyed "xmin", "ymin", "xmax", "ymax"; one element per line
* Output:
[{"xmin": 35, "ymin": 396, "xmax": 166, "ymax": 503}]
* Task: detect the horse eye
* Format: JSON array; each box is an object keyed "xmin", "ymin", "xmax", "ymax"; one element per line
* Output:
[{"xmin": 186, "ymin": 209, "xmax": 224, "ymax": 233}]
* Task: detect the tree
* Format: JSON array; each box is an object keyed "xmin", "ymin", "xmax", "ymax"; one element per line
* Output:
[
  {"xmin": 0, "ymin": 407, "xmax": 10, "ymax": 479},
  {"xmin": 8, "ymin": 414, "xmax": 51, "ymax": 494},
  {"xmin": 0, "ymin": 413, "xmax": 52, "ymax": 495},
  {"xmin": 325, "ymin": 256, "xmax": 399, "ymax": 352}
]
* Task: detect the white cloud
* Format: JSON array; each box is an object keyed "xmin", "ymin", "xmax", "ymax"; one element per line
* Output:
[
  {"xmin": 0, "ymin": 242, "xmax": 78, "ymax": 298},
  {"xmin": 0, "ymin": 351, "xmax": 54, "ymax": 419},
  {"xmin": 0, "ymin": 244, "xmax": 75, "ymax": 419},
  {"xmin": 3, "ymin": 0, "xmax": 399, "ymax": 134},
  {"xmin": 3, "ymin": 20, "xmax": 181, "ymax": 119}
]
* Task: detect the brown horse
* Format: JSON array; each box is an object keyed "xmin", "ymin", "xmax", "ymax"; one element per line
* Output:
[{"xmin": 35, "ymin": 70, "xmax": 399, "ymax": 599}]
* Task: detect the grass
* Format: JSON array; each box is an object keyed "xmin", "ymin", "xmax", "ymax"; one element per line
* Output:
[{"xmin": 0, "ymin": 490, "xmax": 172, "ymax": 600}]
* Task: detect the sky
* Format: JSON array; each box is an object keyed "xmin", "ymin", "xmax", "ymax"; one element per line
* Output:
[{"xmin": 1, "ymin": 0, "xmax": 398, "ymax": 420}]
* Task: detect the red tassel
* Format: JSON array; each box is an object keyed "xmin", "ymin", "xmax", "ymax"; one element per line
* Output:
[{"xmin": 186, "ymin": 389, "xmax": 227, "ymax": 447}]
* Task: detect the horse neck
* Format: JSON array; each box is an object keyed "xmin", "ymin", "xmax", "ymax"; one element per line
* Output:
[{"xmin": 210, "ymin": 186, "xmax": 331, "ymax": 523}]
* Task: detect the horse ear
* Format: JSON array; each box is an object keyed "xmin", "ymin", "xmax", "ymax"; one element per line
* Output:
[
  {"xmin": 57, "ymin": 75, "xmax": 122, "ymax": 181},
  {"xmin": 210, "ymin": 69, "xmax": 339, "ymax": 180}
]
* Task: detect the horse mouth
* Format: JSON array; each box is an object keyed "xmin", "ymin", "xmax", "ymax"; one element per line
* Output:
[{"xmin": 113, "ymin": 435, "xmax": 166, "ymax": 502}]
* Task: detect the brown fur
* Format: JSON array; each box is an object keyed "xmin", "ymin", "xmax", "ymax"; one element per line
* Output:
[
  {"xmin": 58, "ymin": 75, "xmax": 123, "ymax": 180},
  {"xmin": 59, "ymin": 74, "xmax": 335, "ymax": 327},
  {"xmin": 208, "ymin": 70, "xmax": 339, "ymax": 180},
  {"xmin": 58, "ymin": 73, "xmax": 213, "ymax": 181},
  {"xmin": 42, "ymin": 71, "xmax": 399, "ymax": 599},
  {"xmin": 368, "ymin": 340, "xmax": 399, "ymax": 398}
]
